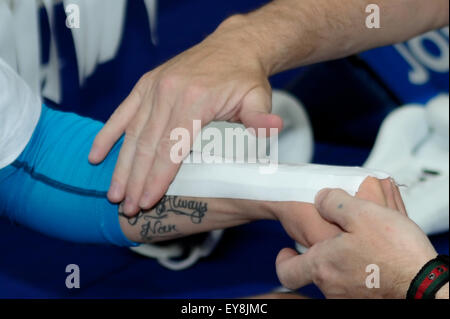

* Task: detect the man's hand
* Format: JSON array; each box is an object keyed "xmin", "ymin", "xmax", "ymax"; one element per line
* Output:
[
  {"xmin": 275, "ymin": 187, "xmax": 438, "ymax": 299},
  {"xmin": 88, "ymin": 17, "xmax": 283, "ymax": 216},
  {"xmin": 273, "ymin": 177, "xmax": 407, "ymax": 248}
]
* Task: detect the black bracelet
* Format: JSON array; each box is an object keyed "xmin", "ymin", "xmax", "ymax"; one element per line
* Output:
[{"xmin": 406, "ymin": 255, "xmax": 449, "ymax": 299}]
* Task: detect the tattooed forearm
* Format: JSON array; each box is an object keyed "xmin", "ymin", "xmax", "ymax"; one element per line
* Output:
[
  {"xmin": 118, "ymin": 196, "xmax": 209, "ymax": 243},
  {"xmin": 119, "ymin": 196, "xmax": 208, "ymax": 224},
  {"xmin": 156, "ymin": 196, "xmax": 208, "ymax": 224},
  {"xmin": 139, "ymin": 219, "xmax": 178, "ymax": 242}
]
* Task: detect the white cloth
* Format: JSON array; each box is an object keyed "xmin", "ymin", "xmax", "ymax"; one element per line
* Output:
[
  {"xmin": 0, "ymin": 0, "xmax": 41, "ymax": 95},
  {"xmin": 167, "ymin": 162, "xmax": 389, "ymax": 204},
  {"xmin": 364, "ymin": 95, "xmax": 449, "ymax": 235},
  {"xmin": 0, "ymin": 1, "xmax": 42, "ymax": 168},
  {"xmin": 0, "ymin": 0, "xmax": 157, "ymax": 168},
  {"xmin": 0, "ymin": 58, "xmax": 41, "ymax": 169}
]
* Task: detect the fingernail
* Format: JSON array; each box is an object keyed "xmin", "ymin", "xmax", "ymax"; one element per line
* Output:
[
  {"xmin": 108, "ymin": 182, "xmax": 122, "ymax": 200},
  {"xmin": 124, "ymin": 197, "xmax": 135, "ymax": 215},
  {"xmin": 315, "ymin": 188, "xmax": 331, "ymax": 206},
  {"xmin": 139, "ymin": 192, "xmax": 151, "ymax": 208}
]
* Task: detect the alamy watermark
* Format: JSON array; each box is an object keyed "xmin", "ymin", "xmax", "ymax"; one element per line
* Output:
[
  {"xmin": 170, "ymin": 120, "xmax": 279, "ymax": 174},
  {"xmin": 365, "ymin": 264, "xmax": 380, "ymax": 289},
  {"xmin": 65, "ymin": 264, "xmax": 80, "ymax": 289},
  {"xmin": 366, "ymin": 4, "xmax": 380, "ymax": 29},
  {"xmin": 65, "ymin": 4, "xmax": 80, "ymax": 29}
]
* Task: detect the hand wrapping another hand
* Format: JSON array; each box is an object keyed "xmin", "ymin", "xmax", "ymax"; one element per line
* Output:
[
  {"xmin": 275, "ymin": 178, "xmax": 438, "ymax": 299},
  {"xmin": 88, "ymin": 17, "xmax": 283, "ymax": 216}
]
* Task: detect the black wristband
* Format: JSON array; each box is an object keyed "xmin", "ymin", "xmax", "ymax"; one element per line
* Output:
[{"xmin": 406, "ymin": 255, "xmax": 449, "ymax": 299}]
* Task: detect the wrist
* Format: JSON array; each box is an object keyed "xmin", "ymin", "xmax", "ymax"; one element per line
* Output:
[
  {"xmin": 213, "ymin": 14, "xmax": 274, "ymax": 77},
  {"xmin": 246, "ymin": 200, "xmax": 278, "ymax": 221},
  {"xmin": 388, "ymin": 251, "xmax": 438, "ymax": 299},
  {"xmin": 219, "ymin": 197, "xmax": 277, "ymax": 222},
  {"xmin": 403, "ymin": 253, "xmax": 449, "ymax": 299}
]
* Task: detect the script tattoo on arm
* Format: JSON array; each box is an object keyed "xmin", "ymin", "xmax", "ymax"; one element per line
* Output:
[{"xmin": 118, "ymin": 196, "xmax": 209, "ymax": 243}]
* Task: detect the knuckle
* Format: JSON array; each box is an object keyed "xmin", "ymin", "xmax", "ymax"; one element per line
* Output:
[
  {"xmin": 307, "ymin": 243, "xmax": 321, "ymax": 260},
  {"xmin": 134, "ymin": 74, "xmax": 152, "ymax": 96},
  {"xmin": 303, "ymin": 232, "xmax": 316, "ymax": 248},
  {"xmin": 158, "ymin": 75, "xmax": 178, "ymax": 93},
  {"xmin": 138, "ymin": 72, "xmax": 153, "ymax": 86},
  {"xmin": 135, "ymin": 139, "xmax": 155, "ymax": 158},
  {"xmin": 312, "ymin": 264, "xmax": 327, "ymax": 286},
  {"xmin": 125, "ymin": 128, "xmax": 139, "ymax": 141},
  {"xmin": 183, "ymin": 84, "xmax": 207, "ymax": 104},
  {"xmin": 156, "ymin": 137, "xmax": 175, "ymax": 159},
  {"xmin": 320, "ymin": 189, "xmax": 342, "ymax": 210},
  {"xmin": 358, "ymin": 201, "xmax": 376, "ymax": 216}
]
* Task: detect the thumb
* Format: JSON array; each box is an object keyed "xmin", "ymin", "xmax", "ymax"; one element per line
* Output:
[
  {"xmin": 239, "ymin": 86, "xmax": 283, "ymax": 137},
  {"xmin": 315, "ymin": 188, "xmax": 362, "ymax": 232},
  {"xmin": 275, "ymin": 248, "xmax": 313, "ymax": 290}
]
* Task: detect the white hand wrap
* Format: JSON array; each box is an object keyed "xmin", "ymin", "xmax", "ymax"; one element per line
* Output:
[{"xmin": 167, "ymin": 162, "xmax": 389, "ymax": 203}]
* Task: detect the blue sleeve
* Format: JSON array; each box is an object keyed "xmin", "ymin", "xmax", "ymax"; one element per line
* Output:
[{"xmin": 0, "ymin": 104, "xmax": 138, "ymax": 247}]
